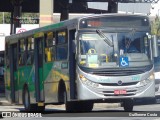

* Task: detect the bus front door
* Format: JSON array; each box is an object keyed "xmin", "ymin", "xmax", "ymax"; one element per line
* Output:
[
  {"xmin": 69, "ymin": 29, "xmax": 76, "ymax": 99},
  {"xmin": 9, "ymin": 43, "xmax": 18, "ymax": 103},
  {"xmin": 34, "ymin": 37, "xmax": 44, "ymax": 102}
]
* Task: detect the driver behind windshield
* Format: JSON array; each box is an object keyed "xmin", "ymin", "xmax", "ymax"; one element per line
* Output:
[{"xmin": 120, "ymin": 38, "xmax": 139, "ymax": 54}]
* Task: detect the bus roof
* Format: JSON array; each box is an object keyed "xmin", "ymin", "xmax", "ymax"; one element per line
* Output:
[{"xmin": 5, "ymin": 13, "xmax": 148, "ymax": 43}]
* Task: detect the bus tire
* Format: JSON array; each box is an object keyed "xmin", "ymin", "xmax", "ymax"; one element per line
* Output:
[
  {"xmin": 36, "ymin": 105, "xmax": 45, "ymax": 112},
  {"xmin": 63, "ymin": 88, "xmax": 93, "ymax": 112},
  {"xmin": 64, "ymin": 91, "xmax": 93, "ymax": 112},
  {"xmin": 58, "ymin": 81, "xmax": 66, "ymax": 103},
  {"xmin": 78, "ymin": 101, "xmax": 93, "ymax": 112},
  {"xmin": 23, "ymin": 86, "xmax": 36, "ymax": 111},
  {"xmin": 23, "ymin": 86, "xmax": 45, "ymax": 112},
  {"xmin": 63, "ymin": 91, "xmax": 74, "ymax": 112},
  {"xmin": 63, "ymin": 90, "xmax": 79, "ymax": 112},
  {"xmin": 65, "ymin": 101, "xmax": 93, "ymax": 112},
  {"xmin": 123, "ymin": 99, "xmax": 134, "ymax": 112}
]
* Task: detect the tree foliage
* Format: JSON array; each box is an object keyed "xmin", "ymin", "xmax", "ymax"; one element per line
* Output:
[
  {"xmin": 151, "ymin": 15, "xmax": 160, "ymax": 37},
  {"xmin": 0, "ymin": 12, "xmax": 39, "ymax": 24},
  {"xmin": 0, "ymin": 12, "xmax": 11, "ymax": 23}
]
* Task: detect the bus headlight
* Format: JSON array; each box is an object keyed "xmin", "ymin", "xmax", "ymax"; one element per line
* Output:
[
  {"xmin": 148, "ymin": 73, "xmax": 154, "ymax": 81},
  {"xmin": 140, "ymin": 73, "xmax": 154, "ymax": 86},
  {"xmin": 79, "ymin": 74, "xmax": 99, "ymax": 88}
]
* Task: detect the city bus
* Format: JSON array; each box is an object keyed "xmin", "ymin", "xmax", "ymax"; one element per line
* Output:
[
  {"xmin": 154, "ymin": 37, "xmax": 160, "ymax": 98},
  {"xmin": 4, "ymin": 14, "xmax": 158, "ymax": 112}
]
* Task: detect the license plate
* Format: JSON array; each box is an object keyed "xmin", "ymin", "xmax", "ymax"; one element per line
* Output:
[{"xmin": 114, "ymin": 90, "xmax": 127, "ymax": 95}]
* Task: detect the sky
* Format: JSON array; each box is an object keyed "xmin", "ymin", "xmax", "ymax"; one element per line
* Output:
[
  {"xmin": 88, "ymin": 1, "xmax": 160, "ymax": 17},
  {"xmin": 150, "ymin": 1, "xmax": 160, "ymax": 16}
]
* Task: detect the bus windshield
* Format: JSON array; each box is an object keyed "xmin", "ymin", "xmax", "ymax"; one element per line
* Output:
[{"xmin": 78, "ymin": 32, "xmax": 150, "ymax": 68}]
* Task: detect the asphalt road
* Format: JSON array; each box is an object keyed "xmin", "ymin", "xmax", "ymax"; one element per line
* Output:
[{"xmin": 1, "ymin": 102, "xmax": 160, "ymax": 119}]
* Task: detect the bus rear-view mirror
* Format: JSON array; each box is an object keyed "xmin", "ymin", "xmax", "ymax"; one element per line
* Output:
[{"xmin": 152, "ymin": 35, "xmax": 159, "ymax": 57}]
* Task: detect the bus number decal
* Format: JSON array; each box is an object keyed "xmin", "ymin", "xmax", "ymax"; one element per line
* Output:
[
  {"xmin": 132, "ymin": 75, "xmax": 140, "ymax": 81},
  {"xmin": 99, "ymin": 78, "xmax": 110, "ymax": 82},
  {"xmin": 61, "ymin": 62, "xmax": 68, "ymax": 69}
]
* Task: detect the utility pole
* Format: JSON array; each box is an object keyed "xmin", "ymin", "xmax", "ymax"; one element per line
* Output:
[{"xmin": 10, "ymin": 0, "xmax": 23, "ymax": 34}]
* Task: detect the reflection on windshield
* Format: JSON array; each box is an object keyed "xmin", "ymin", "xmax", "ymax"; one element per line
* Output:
[
  {"xmin": 78, "ymin": 33, "xmax": 116, "ymax": 68},
  {"xmin": 96, "ymin": 29, "xmax": 113, "ymax": 47},
  {"xmin": 118, "ymin": 32, "xmax": 149, "ymax": 55}
]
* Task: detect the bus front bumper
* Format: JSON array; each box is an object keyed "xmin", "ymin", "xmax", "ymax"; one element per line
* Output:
[{"xmin": 77, "ymin": 78, "xmax": 155, "ymax": 100}]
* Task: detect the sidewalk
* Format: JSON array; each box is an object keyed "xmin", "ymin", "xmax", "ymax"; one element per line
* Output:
[
  {"xmin": 0, "ymin": 95, "xmax": 11, "ymax": 106},
  {"xmin": 46, "ymin": 103, "xmax": 121, "ymax": 110}
]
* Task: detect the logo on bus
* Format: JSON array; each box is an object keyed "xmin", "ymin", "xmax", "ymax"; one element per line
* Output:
[
  {"xmin": 117, "ymin": 80, "xmax": 123, "ymax": 85},
  {"xmin": 120, "ymin": 57, "xmax": 129, "ymax": 67}
]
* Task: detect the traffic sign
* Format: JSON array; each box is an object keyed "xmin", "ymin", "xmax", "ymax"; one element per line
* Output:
[{"xmin": 16, "ymin": 28, "xmax": 27, "ymax": 34}]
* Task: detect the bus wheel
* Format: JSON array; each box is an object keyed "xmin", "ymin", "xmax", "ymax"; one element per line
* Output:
[
  {"xmin": 63, "ymin": 91, "xmax": 79, "ymax": 112},
  {"xmin": 85, "ymin": 101, "xmax": 93, "ymax": 111},
  {"xmin": 123, "ymin": 99, "xmax": 134, "ymax": 112},
  {"xmin": 66, "ymin": 101, "xmax": 93, "ymax": 112},
  {"xmin": 23, "ymin": 87, "xmax": 36, "ymax": 111},
  {"xmin": 23, "ymin": 87, "xmax": 45, "ymax": 112},
  {"xmin": 63, "ymin": 91, "xmax": 93, "ymax": 112},
  {"xmin": 36, "ymin": 105, "xmax": 45, "ymax": 112},
  {"xmin": 63, "ymin": 91, "xmax": 73, "ymax": 112},
  {"xmin": 78, "ymin": 101, "xmax": 93, "ymax": 112}
]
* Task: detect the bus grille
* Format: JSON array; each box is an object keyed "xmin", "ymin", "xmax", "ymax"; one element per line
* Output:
[
  {"xmin": 89, "ymin": 66, "xmax": 153, "ymax": 76},
  {"xmin": 99, "ymin": 81, "xmax": 138, "ymax": 86},
  {"xmin": 90, "ymin": 70, "xmax": 143, "ymax": 76}
]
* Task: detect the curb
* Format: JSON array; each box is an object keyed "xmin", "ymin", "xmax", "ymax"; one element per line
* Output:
[
  {"xmin": 0, "ymin": 101, "xmax": 11, "ymax": 106},
  {"xmin": 46, "ymin": 103, "xmax": 121, "ymax": 109},
  {"xmin": 94, "ymin": 103, "xmax": 121, "ymax": 108},
  {"xmin": 0, "ymin": 97, "xmax": 11, "ymax": 106}
]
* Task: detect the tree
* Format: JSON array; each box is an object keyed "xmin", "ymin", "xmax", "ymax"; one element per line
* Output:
[
  {"xmin": 0, "ymin": 12, "xmax": 38, "ymax": 24},
  {"xmin": 151, "ymin": 15, "xmax": 160, "ymax": 38}
]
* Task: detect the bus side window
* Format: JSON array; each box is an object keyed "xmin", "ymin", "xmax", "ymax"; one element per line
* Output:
[
  {"xmin": 56, "ymin": 30, "xmax": 68, "ymax": 60},
  {"xmin": 56, "ymin": 46, "xmax": 68, "ymax": 60},
  {"xmin": 5, "ymin": 43, "xmax": 9, "ymax": 68},
  {"xmin": 26, "ymin": 37, "xmax": 34, "ymax": 65},
  {"xmin": 45, "ymin": 32, "xmax": 56, "ymax": 62},
  {"xmin": 18, "ymin": 39, "xmax": 26, "ymax": 66},
  {"xmin": 57, "ymin": 30, "xmax": 67, "ymax": 44}
]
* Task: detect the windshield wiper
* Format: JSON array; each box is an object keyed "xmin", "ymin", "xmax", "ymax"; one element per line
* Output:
[{"xmin": 96, "ymin": 29, "xmax": 114, "ymax": 47}]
